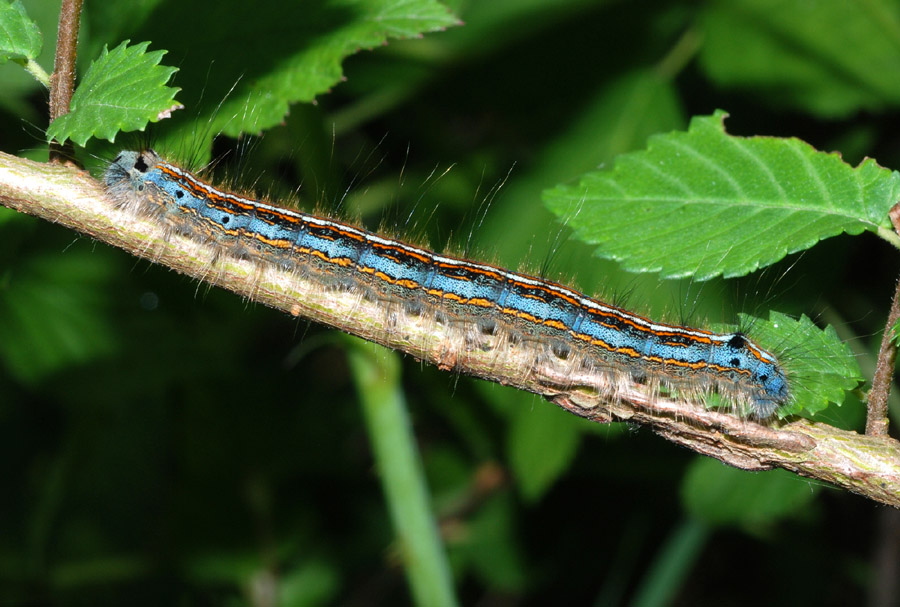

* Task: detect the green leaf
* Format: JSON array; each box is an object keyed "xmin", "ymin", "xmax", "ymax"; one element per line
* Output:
[
  {"xmin": 699, "ymin": 0, "xmax": 900, "ymax": 117},
  {"xmin": 739, "ymin": 312, "xmax": 863, "ymax": 418},
  {"xmin": 682, "ymin": 458, "xmax": 818, "ymax": 526},
  {"xmin": 0, "ymin": 249, "xmax": 119, "ymax": 384},
  {"xmin": 478, "ymin": 69, "xmax": 684, "ymax": 263},
  {"xmin": 215, "ymin": 0, "xmax": 459, "ymax": 137},
  {"xmin": 507, "ymin": 402, "xmax": 582, "ymax": 501},
  {"xmin": 0, "ymin": 0, "xmax": 57, "ymax": 115},
  {"xmin": 46, "ymin": 40, "xmax": 180, "ymax": 145},
  {"xmin": 278, "ymin": 559, "xmax": 340, "ymax": 607},
  {"xmin": 457, "ymin": 493, "xmax": 527, "ymax": 591},
  {"xmin": 0, "ymin": 0, "xmax": 41, "ymax": 64},
  {"xmin": 149, "ymin": 0, "xmax": 460, "ymax": 156},
  {"xmin": 544, "ymin": 111, "xmax": 900, "ymax": 280}
]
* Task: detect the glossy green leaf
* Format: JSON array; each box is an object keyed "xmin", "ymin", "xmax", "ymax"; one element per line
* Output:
[
  {"xmin": 741, "ymin": 312, "xmax": 863, "ymax": 418},
  {"xmin": 0, "ymin": 0, "xmax": 56, "ymax": 116},
  {"xmin": 143, "ymin": 0, "xmax": 460, "ymax": 157},
  {"xmin": 46, "ymin": 40, "xmax": 180, "ymax": 145},
  {"xmin": 0, "ymin": 0, "xmax": 41, "ymax": 63},
  {"xmin": 544, "ymin": 111, "xmax": 900, "ymax": 280},
  {"xmin": 478, "ymin": 69, "xmax": 684, "ymax": 264},
  {"xmin": 216, "ymin": 0, "xmax": 458, "ymax": 135}
]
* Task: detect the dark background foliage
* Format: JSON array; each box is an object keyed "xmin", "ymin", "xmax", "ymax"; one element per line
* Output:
[{"xmin": 1, "ymin": 0, "xmax": 897, "ymax": 605}]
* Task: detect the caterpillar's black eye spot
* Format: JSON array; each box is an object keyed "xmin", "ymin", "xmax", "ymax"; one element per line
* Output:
[
  {"xmin": 730, "ymin": 357, "xmax": 740, "ymax": 367},
  {"xmin": 727, "ymin": 334, "xmax": 746, "ymax": 349},
  {"xmin": 137, "ymin": 184, "xmax": 145, "ymax": 191},
  {"xmin": 757, "ymin": 374, "xmax": 768, "ymax": 382},
  {"xmin": 134, "ymin": 156, "xmax": 149, "ymax": 172},
  {"xmin": 222, "ymin": 215, "xmax": 229, "ymax": 224},
  {"xmin": 175, "ymin": 190, "xmax": 184, "ymax": 199}
]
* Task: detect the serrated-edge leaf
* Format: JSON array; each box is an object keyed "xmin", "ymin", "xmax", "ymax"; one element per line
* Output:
[
  {"xmin": 0, "ymin": 0, "xmax": 41, "ymax": 63},
  {"xmin": 46, "ymin": 40, "xmax": 180, "ymax": 145},
  {"xmin": 173, "ymin": 0, "xmax": 460, "ymax": 154},
  {"xmin": 544, "ymin": 111, "xmax": 900, "ymax": 280},
  {"xmin": 740, "ymin": 311, "xmax": 863, "ymax": 418}
]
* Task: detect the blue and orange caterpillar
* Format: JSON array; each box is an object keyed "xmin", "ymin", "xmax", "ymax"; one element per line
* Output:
[{"xmin": 105, "ymin": 149, "xmax": 790, "ymax": 418}]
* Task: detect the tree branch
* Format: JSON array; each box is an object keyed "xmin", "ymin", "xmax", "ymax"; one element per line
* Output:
[
  {"xmin": 1, "ymin": 151, "xmax": 898, "ymax": 507},
  {"xmin": 47, "ymin": 0, "xmax": 83, "ymax": 162},
  {"xmin": 868, "ymin": 273, "xmax": 900, "ymax": 436}
]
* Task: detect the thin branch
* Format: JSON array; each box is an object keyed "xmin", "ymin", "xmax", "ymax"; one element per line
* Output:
[
  {"xmin": 48, "ymin": 0, "xmax": 83, "ymax": 162},
  {"xmin": 869, "ymin": 201, "xmax": 900, "ymax": 436},
  {"xmin": 1, "ymin": 151, "xmax": 899, "ymax": 507},
  {"xmin": 868, "ymin": 274, "xmax": 900, "ymax": 436}
]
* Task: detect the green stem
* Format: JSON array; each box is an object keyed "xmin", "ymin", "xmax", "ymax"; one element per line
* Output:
[
  {"xmin": 877, "ymin": 225, "xmax": 900, "ymax": 250},
  {"xmin": 345, "ymin": 337, "xmax": 458, "ymax": 607},
  {"xmin": 655, "ymin": 28, "xmax": 702, "ymax": 81},
  {"xmin": 16, "ymin": 57, "xmax": 51, "ymax": 88},
  {"xmin": 630, "ymin": 518, "xmax": 710, "ymax": 607}
]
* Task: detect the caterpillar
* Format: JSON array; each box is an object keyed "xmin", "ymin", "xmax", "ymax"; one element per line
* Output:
[{"xmin": 104, "ymin": 149, "xmax": 789, "ymax": 418}]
